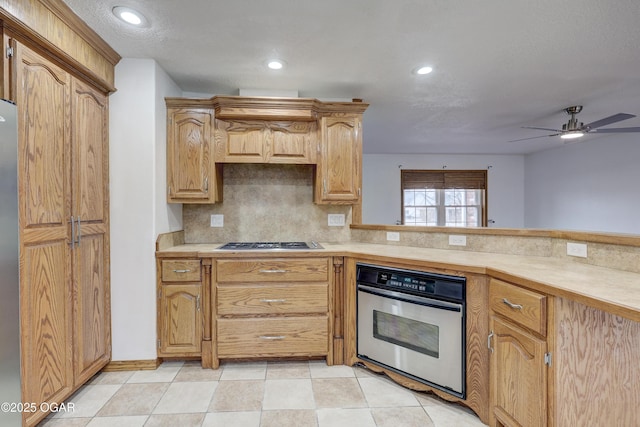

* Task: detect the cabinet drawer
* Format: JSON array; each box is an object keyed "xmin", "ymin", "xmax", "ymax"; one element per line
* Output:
[
  {"xmin": 216, "ymin": 258, "xmax": 329, "ymax": 282},
  {"xmin": 490, "ymin": 278, "xmax": 547, "ymax": 336},
  {"xmin": 217, "ymin": 316, "xmax": 328, "ymax": 358},
  {"xmin": 218, "ymin": 283, "xmax": 328, "ymax": 315},
  {"xmin": 162, "ymin": 260, "xmax": 201, "ymax": 282}
]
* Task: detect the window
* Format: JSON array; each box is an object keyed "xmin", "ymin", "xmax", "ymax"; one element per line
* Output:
[{"xmin": 401, "ymin": 170, "xmax": 487, "ymax": 227}]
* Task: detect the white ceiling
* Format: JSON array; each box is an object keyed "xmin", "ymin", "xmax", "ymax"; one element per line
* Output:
[{"xmin": 64, "ymin": 0, "xmax": 640, "ymax": 155}]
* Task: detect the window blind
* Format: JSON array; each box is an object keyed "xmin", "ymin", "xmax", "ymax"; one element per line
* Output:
[{"xmin": 401, "ymin": 170, "xmax": 487, "ymax": 190}]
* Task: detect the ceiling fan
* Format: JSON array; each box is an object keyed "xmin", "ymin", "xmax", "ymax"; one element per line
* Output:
[{"xmin": 510, "ymin": 106, "xmax": 640, "ymax": 142}]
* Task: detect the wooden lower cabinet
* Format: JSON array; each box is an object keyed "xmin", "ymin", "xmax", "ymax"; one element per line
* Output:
[
  {"xmin": 490, "ymin": 316, "xmax": 547, "ymax": 427},
  {"xmin": 213, "ymin": 257, "xmax": 333, "ymax": 367},
  {"xmin": 217, "ymin": 316, "xmax": 328, "ymax": 358},
  {"xmin": 159, "ymin": 284, "xmax": 202, "ymax": 355},
  {"xmin": 489, "ymin": 278, "xmax": 551, "ymax": 427},
  {"xmin": 157, "ymin": 259, "xmax": 203, "ymax": 357}
]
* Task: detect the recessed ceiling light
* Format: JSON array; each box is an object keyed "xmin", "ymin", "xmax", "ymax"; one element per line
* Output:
[
  {"xmin": 415, "ymin": 66, "xmax": 434, "ymax": 75},
  {"xmin": 267, "ymin": 60, "xmax": 285, "ymax": 70},
  {"xmin": 112, "ymin": 6, "xmax": 148, "ymax": 27},
  {"xmin": 560, "ymin": 131, "xmax": 585, "ymax": 140}
]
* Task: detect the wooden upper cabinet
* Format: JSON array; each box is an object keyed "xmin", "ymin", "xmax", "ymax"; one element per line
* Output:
[
  {"xmin": 214, "ymin": 120, "xmax": 266, "ymax": 163},
  {"xmin": 315, "ymin": 115, "xmax": 362, "ymax": 203},
  {"xmin": 214, "ymin": 120, "xmax": 317, "ymax": 164},
  {"xmin": 167, "ymin": 108, "xmax": 220, "ymax": 203},
  {"xmin": 165, "ymin": 97, "xmax": 367, "ymax": 205}
]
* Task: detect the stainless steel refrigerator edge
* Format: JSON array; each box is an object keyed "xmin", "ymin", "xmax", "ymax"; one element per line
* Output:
[{"xmin": 0, "ymin": 99, "xmax": 21, "ymax": 426}]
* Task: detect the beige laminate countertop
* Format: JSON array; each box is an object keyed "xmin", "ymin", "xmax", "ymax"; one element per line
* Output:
[{"xmin": 157, "ymin": 242, "xmax": 640, "ymax": 323}]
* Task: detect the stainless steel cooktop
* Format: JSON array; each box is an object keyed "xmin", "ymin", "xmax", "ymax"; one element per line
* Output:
[{"xmin": 217, "ymin": 241, "xmax": 323, "ymax": 250}]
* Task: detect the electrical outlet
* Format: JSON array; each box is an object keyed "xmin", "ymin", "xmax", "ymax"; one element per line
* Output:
[
  {"xmin": 449, "ymin": 235, "xmax": 467, "ymax": 246},
  {"xmin": 386, "ymin": 232, "xmax": 400, "ymax": 241},
  {"xmin": 328, "ymin": 214, "xmax": 345, "ymax": 226},
  {"xmin": 210, "ymin": 214, "xmax": 224, "ymax": 227},
  {"xmin": 567, "ymin": 242, "xmax": 587, "ymax": 258}
]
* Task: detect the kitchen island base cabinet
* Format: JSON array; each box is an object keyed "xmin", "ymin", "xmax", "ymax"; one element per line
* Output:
[
  {"xmin": 488, "ymin": 278, "xmax": 551, "ymax": 427},
  {"xmin": 553, "ymin": 298, "xmax": 640, "ymax": 427},
  {"xmin": 490, "ymin": 316, "xmax": 547, "ymax": 427}
]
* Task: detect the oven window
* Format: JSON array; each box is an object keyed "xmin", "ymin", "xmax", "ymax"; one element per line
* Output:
[{"xmin": 373, "ymin": 310, "xmax": 439, "ymax": 358}]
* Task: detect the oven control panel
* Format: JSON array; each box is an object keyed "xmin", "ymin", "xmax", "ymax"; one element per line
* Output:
[{"xmin": 356, "ymin": 263, "xmax": 465, "ymax": 302}]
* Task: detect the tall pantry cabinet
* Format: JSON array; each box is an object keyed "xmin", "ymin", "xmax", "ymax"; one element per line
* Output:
[
  {"xmin": 14, "ymin": 41, "xmax": 112, "ymax": 427},
  {"xmin": 1, "ymin": 2, "xmax": 119, "ymax": 422}
]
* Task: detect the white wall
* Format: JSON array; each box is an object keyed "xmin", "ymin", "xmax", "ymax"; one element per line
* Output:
[
  {"xmin": 362, "ymin": 154, "xmax": 525, "ymax": 228},
  {"xmin": 524, "ymin": 135, "xmax": 640, "ymax": 234},
  {"xmin": 154, "ymin": 62, "xmax": 183, "ymax": 232},
  {"xmin": 109, "ymin": 58, "xmax": 181, "ymax": 361}
]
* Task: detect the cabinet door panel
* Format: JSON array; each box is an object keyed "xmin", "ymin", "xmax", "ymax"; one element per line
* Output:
[
  {"xmin": 72, "ymin": 79, "xmax": 108, "ymax": 224},
  {"xmin": 160, "ymin": 284, "xmax": 202, "ymax": 355},
  {"xmin": 268, "ymin": 121, "xmax": 316, "ymax": 163},
  {"xmin": 167, "ymin": 109, "xmax": 213, "ymax": 201},
  {"xmin": 20, "ymin": 241, "xmax": 73, "ymax": 420},
  {"xmin": 490, "ymin": 316, "xmax": 547, "ymax": 427},
  {"xmin": 73, "ymin": 233, "xmax": 110, "ymax": 386},
  {"xmin": 316, "ymin": 116, "xmax": 361, "ymax": 203},
  {"xmin": 17, "ymin": 46, "xmax": 71, "ymax": 230}
]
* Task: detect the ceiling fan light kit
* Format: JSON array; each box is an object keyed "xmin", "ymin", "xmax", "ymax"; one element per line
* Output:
[
  {"xmin": 511, "ymin": 105, "xmax": 640, "ymax": 143},
  {"xmin": 560, "ymin": 131, "xmax": 584, "ymax": 140}
]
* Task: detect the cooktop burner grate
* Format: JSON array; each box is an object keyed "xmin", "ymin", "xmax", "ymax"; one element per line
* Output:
[{"xmin": 218, "ymin": 241, "xmax": 322, "ymax": 250}]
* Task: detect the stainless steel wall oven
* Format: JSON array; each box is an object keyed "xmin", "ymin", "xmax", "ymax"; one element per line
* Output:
[{"xmin": 356, "ymin": 263, "xmax": 466, "ymax": 398}]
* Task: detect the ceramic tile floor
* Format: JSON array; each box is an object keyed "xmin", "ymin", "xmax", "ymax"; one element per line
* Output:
[{"xmin": 40, "ymin": 360, "xmax": 488, "ymax": 427}]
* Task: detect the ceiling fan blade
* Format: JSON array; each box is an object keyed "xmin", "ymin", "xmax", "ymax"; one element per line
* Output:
[
  {"xmin": 522, "ymin": 126, "xmax": 563, "ymax": 132},
  {"xmin": 583, "ymin": 113, "xmax": 636, "ymax": 130},
  {"xmin": 509, "ymin": 133, "xmax": 560, "ymax": 142},
  {"xmin": 588, "ymin": 127, "xmax": 640, "ymax": 133}
]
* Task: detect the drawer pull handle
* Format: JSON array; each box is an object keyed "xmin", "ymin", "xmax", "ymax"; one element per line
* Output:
[
  {"xmin": 172, "ymin": 269, "xmax": 191, "ymax": 273},
  {"xmin": 259, "ymin": 335, "xmax": 285, "ymax": 340},
  {"xmin": 259, "ymin": 269, "xmax": 288, "ymax": 274},
  {"xmin": 502, "ymin": 298, "xmax": 523, "ymax": 310},
  {"xmin": 260, "ymin": 298, "xmax": 287, "ymax": 303}
]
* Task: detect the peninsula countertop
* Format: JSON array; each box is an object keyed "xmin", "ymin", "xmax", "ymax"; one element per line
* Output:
[{"xmin": 156, "ymin": 242, "xmax": 640, "ymax": 322}]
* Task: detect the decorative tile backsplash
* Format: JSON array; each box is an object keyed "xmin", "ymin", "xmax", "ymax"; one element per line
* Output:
[{"xmin": 183, "ymin": 164, "xmax": 352, "ymax": 243}]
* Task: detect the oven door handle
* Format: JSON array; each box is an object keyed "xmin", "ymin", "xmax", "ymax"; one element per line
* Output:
[{"xmin": 357, "ymin": 284, "xmax": 462, "ymax": 312}]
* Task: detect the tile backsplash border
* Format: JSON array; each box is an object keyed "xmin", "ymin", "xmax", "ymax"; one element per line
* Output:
[{"xmin": 350, "ymin": 225, "xmax": 640, "ymax": 274}]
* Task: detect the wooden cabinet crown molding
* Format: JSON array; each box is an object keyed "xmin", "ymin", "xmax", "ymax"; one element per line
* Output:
[
  {"xmin": 1, "ymin": 0, "xmax": 120, "ymax": 92},
  {"xmin": 165, "ymin": 96, "xmax": 369, "ymax": 121}
]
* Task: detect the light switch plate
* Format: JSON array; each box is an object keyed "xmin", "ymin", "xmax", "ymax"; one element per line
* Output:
[
  {"xmin": 386, "ymin": 231, "xmax": 400, "ymax": 241},
  {"xmin": 449, "ymin": 235, "xmax": 467, "ymax": 246},
  {"xmin": 328, "ymin": 214, "xmax": 345, "ymax": 226},
  {"xmin": 567, "ymin": 242, "xmax": 587, "ymax": 258},
  {"xmin": 210, "ymin": 214, "xmax": 224, "ymax": 227}
]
